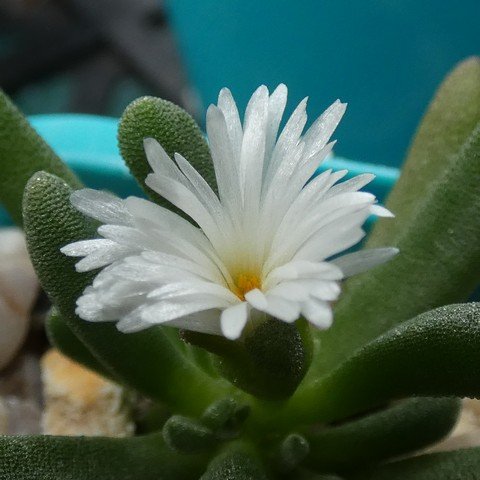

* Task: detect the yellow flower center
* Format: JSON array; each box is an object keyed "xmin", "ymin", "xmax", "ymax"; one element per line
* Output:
[{"xmin": 233, "ymin": 273, "xmax": 262, "ymax": 301}]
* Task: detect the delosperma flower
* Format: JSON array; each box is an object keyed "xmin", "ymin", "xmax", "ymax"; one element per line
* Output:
[
  {"xmin": 3, "ymin": 57, "xmax": 480, "ymax": 478},
  {"xmin": 61, "ymin": 85, "xmax": 397, "ymax": 339}
]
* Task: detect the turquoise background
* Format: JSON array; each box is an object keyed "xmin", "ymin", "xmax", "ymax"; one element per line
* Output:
[{"xmin": 166, "ymin": 0, "xmax": 478, "ymax": 167}]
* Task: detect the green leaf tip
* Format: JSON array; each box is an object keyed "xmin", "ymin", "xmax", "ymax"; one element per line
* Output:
[
  {"xmin": 118, "ymin": 95, "xmax": 215, "ymax": 212},
  {"xmin": 276, "ymin": 433, "xmax": 310, "ymax": 472},
  {"xmin": 163, "ymin": 415, "xmax": 218, "ymax": 454},
  {"xmin": 371, "ymin": 55, "xmax": 480, "ymax": 247},
  {"xmin": 201, "ymin": 397, "xmax": 250, "ymax": 439},
  {"xmin": 0, "ymin": 90, "xmax": 81, "ymax": 225}
]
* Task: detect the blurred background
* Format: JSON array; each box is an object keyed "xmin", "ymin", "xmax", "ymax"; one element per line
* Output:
[{"xmin": 0, "ymin": 0, "xmax": 477, "ymax": 168}]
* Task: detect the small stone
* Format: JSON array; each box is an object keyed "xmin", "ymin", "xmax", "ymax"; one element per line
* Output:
[
  {"xmin": 0, "ymin": 397, "xmax": 7, "ymax": 434},
  {"xmin": 428, "ymin": 399, "xmax": 480, "ymax": 452},
  {"xmin": 41, "ymin": 349, "xmax": 135, "ymax": 437},
  {"xmin": 0, "ymin": 227, "xmax": 39, "ymax": 370}
]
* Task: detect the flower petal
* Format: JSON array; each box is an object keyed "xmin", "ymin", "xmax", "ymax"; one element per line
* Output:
[
  {"xmin": 302, "ymin": 99, "xmax": 347, "ymax": 159},
  {"xmin": 220, "ymin": 302, "xmax": 249, "ymax": 339},
  {"xmin": 332, "ymin": 247, "xmax": 399, "ymax": 277},
  {"xmin": 70, "ymin": 189, "xmax": 132, "ymax": 225},
  {"xmin": 217, "ymin": 88, "xmax": 243, "ymax": 160},
  {"xmin": 244, "ymin": 288, "xmax": 269, "ymax": 310},
  {"xmin": 302, "ymin": 299, "xmax": 333, "ymax": 329},
  {"xmin": 264, "ymin": 294, "xmax": 301, "ymax": 322},
  {"xmin": 143, "ymin": 137, "xmax": 188, "ymax": 186}
]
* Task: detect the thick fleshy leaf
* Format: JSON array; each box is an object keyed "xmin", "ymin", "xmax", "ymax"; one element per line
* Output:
[
  {"xmin": 313, "ymin": 117, "xmax": 480, "ymax": 374},
  {"xmin": 275, "ymin": 433, "xmax": 310, "ymax": 472},
  {"xmin": 371, "ymin": 56, "xmax": 480, "ymax": 245},
  {"xmin": 118, "ymin": 96, "xmax": 215, "ymax": 213},
  {"xmin": 199, "ymin": 442, "xmax": 268, "ymax": 480},
  {"xmin": 23, "ymin": 171, "xmax": 232, "ymax": 414},
  {"xmin": 350, "ymin": 447, "xmax": 480, "ymax": 480},
  {"xmin": 0, "ymin": 433, "xmax": 207, "ymax": 480},
  {"xmin": 305, "ymin": 397, "xmax": 460, "ymax": 472},
  {"xmin": 184, "ymin": 318, "xmax": 313, "ymax": 400},
  {"xmin": 163, "ymin": 415, "xmax": 217, "ymax": 454},
  {"xmin": 0, "ymin": 89, "xmax": 81, "ymax": 225},
  {"xmin": 201, "ymin": 397, "xmax": 250, "ymax": 439},
  {"xmin": 284, "ymin": 303, "xmax": 480, "ymax": 426},
  {"xmin": 311, "ymin": 58, "xmax": 480, "ymax": 375}
]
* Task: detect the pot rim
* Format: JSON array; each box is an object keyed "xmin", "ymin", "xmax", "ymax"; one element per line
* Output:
[{"xmin": 0, "ymin": 114, "xmax": 399, "ymax": 226}]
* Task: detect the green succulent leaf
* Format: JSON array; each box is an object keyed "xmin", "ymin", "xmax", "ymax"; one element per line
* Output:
[
  {"xmin": 288, "ymin": 303, "xmax": 480, "ymax": 426},
  {"xmin": 0, "ymin": 433, "xmax": 207, "ymax": 480},
  {"xmin": 163, "ymin": 415, "xmax": 218, "ymax": 454},
  {"xmin": 0, "ymin": 89, "xmax": 82, "ymax": 225},
  {"xmin": 314, "ymin": 106, "xmax": 480, "ymax": 374},
  {"xmin": 276, "ymin": 433, "xmax": 310, "ymax": 472},
  {"xmin": 186, "ymin": 317, "xmax": 312, "ymax": 400},
  {"xmin": 371, "ymin": 56, "xmax": 480, "ymax": 245},
  {"xmin": 201, "ymin": 397, "xmax": 250, "ymax": 439},
  {"xmin": 305, "ymin": 397, "xmax": 460, "ymax": 472},
  {"xmin": 350, "ymin": 447, "xmax": 480, "ymax": 480},
  {"xmin": 22, "ymin": 171, "xmax": 231, "ymax": 414},
  {"xmin": 118, "ymin": 96, "xmax": 215, "ymax": 212},
  {"xmin": 199, "ymin": 442, "xmax": 268, "ymax": 480},
  {"xmin": 45, "ymin": 307, "xmax": 115, "ymax": 381}
]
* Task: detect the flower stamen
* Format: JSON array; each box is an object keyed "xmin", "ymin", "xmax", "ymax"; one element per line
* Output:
[{"xmin": 234, "ymin": 273, "xmax": 262, "ymax": 301}]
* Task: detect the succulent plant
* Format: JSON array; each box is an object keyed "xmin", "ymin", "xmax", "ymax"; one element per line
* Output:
[{"xmin": 0, "ymin": 57, "xmax": 480, "ymax": 479}]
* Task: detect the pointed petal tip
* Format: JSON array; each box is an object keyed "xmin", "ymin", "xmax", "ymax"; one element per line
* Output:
[
  {"xmin": 274, "ymin": 83, "xmax": 288, "ymax": 94},
  {"xmin": 251, "ymin": 84, "xmax": 270, "ymax": 102},
  {"xmin": 371, "ymin": 204, "xmax": 395, "ymax": 218},
  {"xmin": 143, "ymin": 137, "xmax": 156, "ymax": 147},
  {"xmin": 220, "ymin": 302, "xmax": 249, "ymax": 340},
  {"xmin": 245, "ymin": 288, "xmax": 269, "ymax": 310},
  {"xmin": 206, "ymin": 103, "xmax": 219, "ymax": 114},
  {"xmin": 219, "ymin": 86, "xmax": 232, "ymax": 95},
  {"xmin": 206, "ymin": 103, "xmax": 225, "ymax": 122},
  {"xmin": 218, "ymin": 87, "xmax": 234, "ymax": 104},
  {"xmin": 143, "ymin": 137, "xmax": 162, "ymax": 158},
  {"xmin": 222, "ymin": 328, "xmax": 241, "ymax": 341}
]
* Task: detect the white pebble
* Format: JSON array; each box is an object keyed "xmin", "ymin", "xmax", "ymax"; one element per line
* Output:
[{"xmin": 0, "ymin": 228, "xmax": 39, "ymax": 370}]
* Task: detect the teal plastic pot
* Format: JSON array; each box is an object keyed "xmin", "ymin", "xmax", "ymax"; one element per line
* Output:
[
  {"xmin": 0, "ymin": 114, "xmax": 398, "ymax": 226},
  {"xmin": 166, "ymin": 0, "xmax": 477, "ymax": 168}
]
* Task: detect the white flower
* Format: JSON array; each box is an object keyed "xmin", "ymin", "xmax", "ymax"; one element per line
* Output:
[{"xmin": 61, "ymin": 85, "xmax": 397, "ymax": 340}]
